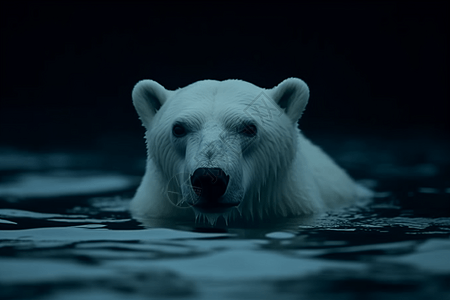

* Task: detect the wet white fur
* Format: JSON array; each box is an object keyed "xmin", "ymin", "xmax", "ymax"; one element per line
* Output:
[{"xmin": 130, "ymin": 78, "xmax": 370, "ymax": 224}]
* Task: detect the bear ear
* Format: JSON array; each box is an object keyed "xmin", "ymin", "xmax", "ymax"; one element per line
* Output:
[
  {"xmin": 132, "ymin": 80, "xmax": 171, "ymax": 127},
  {"xmin": 269, "ymin": 78, "xmax": 310, "ymax": 123}
]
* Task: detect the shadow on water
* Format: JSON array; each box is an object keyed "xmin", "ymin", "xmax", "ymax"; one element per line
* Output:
[{"xmin": 0, "ymin": 132, "xmax": 449, "ymax": 299}]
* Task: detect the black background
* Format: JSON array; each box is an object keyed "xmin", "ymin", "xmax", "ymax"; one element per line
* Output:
[{"xmin": 1, "ymin": 1, "xmax": 448, "ymax": 151}]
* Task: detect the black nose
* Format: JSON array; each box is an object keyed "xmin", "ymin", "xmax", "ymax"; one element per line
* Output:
[{"xmin": 190, "ymin": 168, "xmax": 229, "ymax": 201}]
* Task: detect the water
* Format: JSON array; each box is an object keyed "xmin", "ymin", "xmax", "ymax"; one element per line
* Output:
[{"xmin": 0, "ymin": 133, "xmax": 449, "ymax": 299}]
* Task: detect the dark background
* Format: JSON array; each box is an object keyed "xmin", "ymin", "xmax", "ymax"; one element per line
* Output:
[{"xmin": 0, "ymin": 1, "xmax": 448, "ymax": 151}]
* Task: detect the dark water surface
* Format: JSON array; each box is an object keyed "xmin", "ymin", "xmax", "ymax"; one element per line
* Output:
[{"xmin": 1, "ymin": 133, "xmax": 449, "ymax": 299}]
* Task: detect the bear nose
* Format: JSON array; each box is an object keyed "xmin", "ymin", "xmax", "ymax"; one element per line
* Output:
[{"xmin": 190, "ymin": 168, "xmax": 230, "ymax": 201}]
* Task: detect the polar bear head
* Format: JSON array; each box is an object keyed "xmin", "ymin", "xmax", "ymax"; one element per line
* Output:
[{"xmin": 132, "ymin": 78, "xmax": 309, "ymax": 223}]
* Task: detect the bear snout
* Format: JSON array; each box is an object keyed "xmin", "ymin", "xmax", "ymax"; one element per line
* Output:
[
  {"xmin": 191, "ymin": 168, "xmax": 229, "ymax": 199},
  {"xmin": 190, "ymin": 168, "xmax": 238, "ymax": 209}
]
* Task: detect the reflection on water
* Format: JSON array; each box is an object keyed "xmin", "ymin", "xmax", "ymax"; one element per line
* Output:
[{"xmin": 0, "ymin": 134, "xmax": 449, "ymax": 299}]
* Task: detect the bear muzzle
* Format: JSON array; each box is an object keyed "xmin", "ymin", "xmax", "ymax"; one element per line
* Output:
[{"xmin": 189, "ymin": 168, "xmax": 239, "ymax": 212}]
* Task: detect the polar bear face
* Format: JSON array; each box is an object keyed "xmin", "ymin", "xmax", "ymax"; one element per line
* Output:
[{"xmin": 132, "ymin": 78, "xmax": 309, "ymax": 219}]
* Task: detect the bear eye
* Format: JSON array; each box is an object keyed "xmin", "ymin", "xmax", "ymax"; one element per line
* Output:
[
  {"xmin": 172, "ymin": 124, "xmax": 187, "ymax": 137},
  {"xmin": 239, "ymin": 123, "xmax": 257, "ymax": 137}
]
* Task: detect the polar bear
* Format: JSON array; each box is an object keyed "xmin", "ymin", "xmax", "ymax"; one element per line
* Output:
[{"xmin": 130, "ymin": 78, "xmax": 369, "ymax": 224}]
